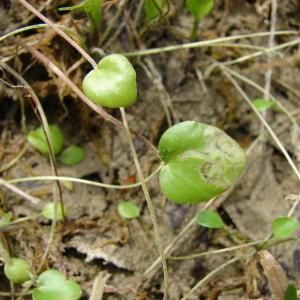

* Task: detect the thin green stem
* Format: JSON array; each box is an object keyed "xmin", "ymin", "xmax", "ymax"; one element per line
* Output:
[
  {"xmin": 8, "ymin": 214, "xmax": 40, "ymax": 226},
  {"xmin": 223, "ymin": 69, "xmax": 300, "ymax": 182},
  {"xmin": 180, "ymin": 257, "xmax": 240, "ymax": 300},
  {"xmin": 168, "ymin": 239, "xmax": 268, "ymax": 260},
  {"xmin": 222, "ymin": 66, "xmax": 299, "ymax": 130},
  {"xmin": 122, "ymin": 31, "xmax": 296, "ymax": 56},
  {"xmin": 223, "ymin": 69, "xmax": 300, "ymax": 217},
  {"xmin": 120, "ymin": 107, "xmax": 168, "ymax": 300},
  {"xmin": 190, "ymin": 18, "xmax": 198, "ymax": 40},
  {"xmin": 17, "ymin": 0, "xmax": 96, "ymax": 68},
  {"xmin": 0, "ymin": 178, "xmax": 40, "ymax": 205},
  {"xmin": 0, "ymin": 23, "xmax": 84, "ymax": 46},
  {"xmin": 134, "ymin": 0, "xmax": 146, "ymax": 24},
  {"xmin": 3, "ymin": 163, "xmax": 163, "ymax": 189},
  {"xmin": 0, "ymin": 144, "xmax": 28, "ymax": 173}
]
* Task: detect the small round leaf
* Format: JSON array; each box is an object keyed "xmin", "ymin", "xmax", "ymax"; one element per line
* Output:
[
  {"xmin": 158, "ymin": 121, "xmax": 246, "ymax": 204},
  {"xmin": 83, "ymin": 54, "xmax": 137, "ymax": 108},
  {"xmin": 272, "ymin": 217, "xmax": 299, "ymax": 239},
  {"xmin": 0, "ymin": 211, "xmax": 12, "ymax": 229},
  {"xmin": 284, "ymin": 284, "xmax": 297, "ymax": 300},
  {"xmin": 196, "ymin": 210, "xmax": 225, "ymax": 229},
  {"xmin": 186, "ymin": 0, "xmax": 214, "ymax": 21},
  {"xmin": 27, "ymin": 125, "xmax": 64, "ymax": 155},
  {"xmin": 41, "ymin": 202, "xmax": 66, "ymax": 221},
  {"xmin": 117, "ymin": 201, "xmax": 140, "ymax": 219},
  {"xmin": 253, "ymin": 99, "xmax": 276, "ymax": 112},
  {"xmin": 59, "ymin": 145, "xmax": 85, "ymax": 165},
  {"xmin": 4, "ymin": 258, "xmax": 32, "ymax": 284},
  {"xmin": 32, "ymin": 269, "xmax": 82, "ymax": 300}
]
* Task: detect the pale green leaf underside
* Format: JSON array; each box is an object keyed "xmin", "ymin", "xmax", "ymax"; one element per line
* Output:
[
  {"xmin": 158, "ymin": 121, "xmax": 246, "ymax": 204},
  {"xmin": 41, "ymin": 203, "xmax": 66, "ymax": 221}
]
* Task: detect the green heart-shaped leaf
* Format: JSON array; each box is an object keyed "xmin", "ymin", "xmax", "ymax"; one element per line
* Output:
[
  {"xmin": 117, "ymin": 201, "xmax": 140, "ymax": 219},
  {"xmin": 32, "ymin": 270, "xmax": 82, "ymax": 300},
  {"xmin": 158, "ymin": 121, "xmax": 246, "ymax": 204},
  {"xmin": 4, "ymin": 258, "xmax": 32, "ymax": 284},
  {"xmin": 27, "ymin": 125, "xmax": 64, "ymax": 155},
  {"xmin": 83, "ymin": 54, "xmax": 137, "ymax": 108},
  {"xmin": 272, "ymin": 217, "xmax": 299, "ymax": 239},
  {"xmin": 196, "ymin": 210, "xmax": 225, "ymax": 229},
  {"xmin": 59, "ymin": 145, "xmax": 86, "ymax": 165},
  {"xmin": 186, "ymin": 0, "xmax": 214, "ymax": 22}
]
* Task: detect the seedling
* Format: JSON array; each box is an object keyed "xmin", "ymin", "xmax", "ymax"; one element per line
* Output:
[
  {"xmin": 27, "ymin": 125, "xmax": 64, "ymax": 155},
  {"xmin": 284, "ymin": 284, "xmax": 297, "ymax": 300},
  {"xmin": 41, "ymin": 202, "xmax": 66, "ymax": 221},
  {"xmin": 117, "ymin": 201, "xmax": 140, "ymax": 219},
  {"xmin": 186, "ymin": 0, "xmax": 214, "ymax": 39},
  {"xmin": 4, "ymin": 257, "xmax": 32, "ymax": 284},
  {"xmin": 196, "ymin": 210, "xmax": 225, "ymax": 229},
  {"xmin": 0, "ymin": 211, "xmax": 12, "ymax": 229},
  {"xmin": 32, "ymin": 269, "xmax": 82, "ymax": 300},
  {"xmin": 158, "ymin": 121, "xmax": 246, "ymax": 204},
  {"xmin": 271, "ymin": 216, "xmax": 299, "ymax": 239},
  {"xmin": 144, "ymin": 0, "xmax": 166, "ymax": 22},
  {"xmin": 59, "ymin": 145, "xmax": 86, "ymax": 165},
  {"xmin": 253, "ymin": 99, "xmax": 277, "ymax": 112},
  {"xmin": 27, "ymin": 125, "xmax": 85, "ymax": 165},
  {"xmin": 83, "ymin": 54, "xmax": 137, "ymax": 108},
  {"xmin": 59, "ymin": 0, "xmax": 102, "ymax": 33}
]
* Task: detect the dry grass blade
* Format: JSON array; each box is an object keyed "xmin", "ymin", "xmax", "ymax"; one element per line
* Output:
[{"xmin": 257, "ymin": 250, "xmax": 288, "ymax": 300}]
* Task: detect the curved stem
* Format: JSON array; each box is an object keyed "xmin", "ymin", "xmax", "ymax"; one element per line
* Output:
[
  {"xmin": 17, "ymin": 0, "xmax": 97, "ymax": 68},
  {"xmin": 180, "ymin": 257, "xmax": 240, "ymax": 300},
  {"xmin": 123, "ymin": 31, "xmax": 297, "ymax": 57},
  {"xmin": 119, "ymin": 107, "xmax": 168, "ymax": 300},
  {"xmin": 4, "ymin": 163, "xmax": 163, "ymax": 189}
]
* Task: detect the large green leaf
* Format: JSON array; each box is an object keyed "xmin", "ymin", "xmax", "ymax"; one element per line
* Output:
[
  {"xmin": 158, "ymin": 121, "xmax": 246, "ymax": 204},
  {"xmin": 196, "ymin": 210, "xmax": 225, "ymax": 228},
  {"xmin": 32, "ymin": 270, "xmax": 82, "ymax": 300},
  {"xmin": 27, "ymin": 125, "xmax": 64, "ymax": 155},
  {"xmin": 186, "ymin": 0, "xmax": 214, "ymax": 21},
  {"xmin": 272, "ymin": 217, "xmax": 299, "ymax": 239}
]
